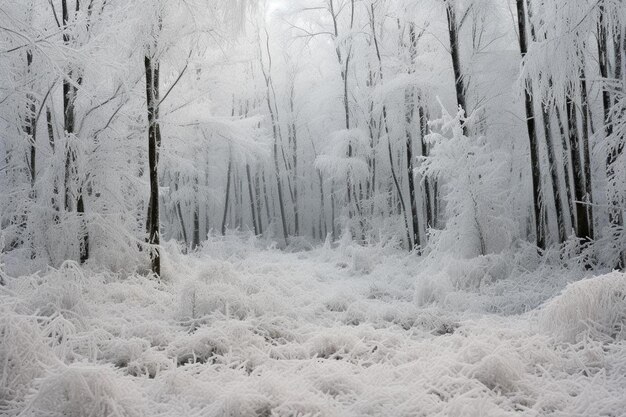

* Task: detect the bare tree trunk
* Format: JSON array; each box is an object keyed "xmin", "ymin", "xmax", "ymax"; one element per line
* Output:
[
  {"xmin": 579, "ymin": 63, "xmax": 594, "ymax": 240},
  {"xmin": 418, "ymin": 104, "xmax": 433, "ymax": 231},
  {"xmin": 525, "ymin": 2, "xmax": 567, "ymax": 245},
  {"xmin": 25, "ymin": 51, "xmax": 36, "ymax": 191},
  {"xmin": 255, "ymin": 173, "xmax": 264, "ymax": 235},
  {"xmin": 516, "ymin": 0, "xmax": 545, "ymax": 250},
  {"xmin": 566, "ymin": 93, "xmax": 591, "ymax": 242},
  {"xmin": 555, "ymin": 104, "xmax": 576, "ymax": 231},
  {"xmin": 145, "ymin": 52, "xmax": 161, "ymax": 276},
  {"xmin": 259, "ymin": 30, "xmax": 289, "ymax": 246},
  {"xmin": 289, "ymin": 86, "xmax": 299, "ymax": 236},
  {"xmin": 405, "ymin": 23, "xmax": 422, "ymax": 252},
  {"xmin": 246, "ymin": 164, "xmax": 259, "ymax": 235},
  {"xmin": 221, "ymin": 148, "xmax": 232, "ymax": 236},
  {"xmin": 173, "ymin": 174, "xmax": 188, "ymax": 246},
  {"xmin": 598, "ymin": 4, "xmax": 624, "ymax": 266},
  {"xmin": 445, "ymin": 1, "xmax": 468, "ymax": 134},
  {"xmin": 540, "ymin": 102, "xmax": 566, "ymax": 244},
  {"xmin": 62, "ymin": 0, "xmax": 89, "ymax": 263}
]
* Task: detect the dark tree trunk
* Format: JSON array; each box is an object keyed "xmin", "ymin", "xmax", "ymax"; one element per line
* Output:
[
  {"xmin": 289, "ymin": 87, "xmax": 299, "ymax": 236},
  {"xmin": 405, "ymin": 23, "xmax": 422, "ymax": 252},
  {"xmin": 445, "ymin": 1, "xmax": 468, "ymax": 134},
  {"xmin": 540, "ymin": 102, "xmax": 566, "ymax": 244},
  {"xmin": 598, "ymin": 4, "xmax": 624, "ymax": 266},
  {"xmin": 246, "ymin": 164, "xmax": 259, "ymax": 235},
  {"xmin": 144, "ymin": 54, "xmax": 161, "ymax": 276},
  {"xmin": 255, "ymin": 173, "xmax": 264, "ymax": 235},
  {"xmin": 25, "ymin": 51, "xmax": 36, "ymax": 190},
  {"xmin": 516, "ymin": 0, "xmax": 545, "ymax": 250},
  {"xmin": 579, "ymin": 63, "xmax": 594, "ymax": 240},
  {"xmin": 221, "ymin": 150, "xmax": 233, "ymax": 236},
  {"xmin": 62, "ymin": 0, "xmax": 89, "ymax": 263},
  {"xmin": 555, "ymin": 104, "xmax": 576, "ymax": 231},
  {"xmin": 174, "ymin": 175, "xmax": 188, "ymax": 246},
  {"xmin": 419, "ymin": 105, "xmax": 433, "ymax": 231},
  {"xmin": 566, "ymin": 93, "xmax": 591, "ymax": 242},
  {"xmin": 192, "ymin": 177, "xmax": 200, "ymax": 249}
]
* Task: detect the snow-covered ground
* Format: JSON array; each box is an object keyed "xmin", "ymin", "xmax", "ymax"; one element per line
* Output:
[{"xmin": 2, "ymin": 238, "xmax": 626, "ymax": 417}]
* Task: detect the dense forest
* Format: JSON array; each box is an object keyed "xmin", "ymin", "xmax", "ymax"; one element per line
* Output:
[
  {"xmin": 1, "ymin": 0, "xmax": 624, "ymax": 274},
  {"xmin": 1, "ymin": 1, "xmax": 626, "ymax": 416}
]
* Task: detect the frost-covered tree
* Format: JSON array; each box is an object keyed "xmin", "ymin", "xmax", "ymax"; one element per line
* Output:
[{"xmin": 420, "ymin": 105, "xmax": 515, "ymax": 257}]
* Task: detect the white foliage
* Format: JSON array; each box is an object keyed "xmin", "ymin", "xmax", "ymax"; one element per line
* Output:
[
  {"xmin": 315, "ymin": 129, "xmax": 371, "ymax": 182},
  {"xmin": 539, "ymin": 272, "xmax": 626, "ymax": 343},
  {"xmin": 421, "ymin": 104, "xmax": 515, "ymax": 257},
  {"xmin": 20, "ymin": 364, "xmax": 144, "ymax": 417}
]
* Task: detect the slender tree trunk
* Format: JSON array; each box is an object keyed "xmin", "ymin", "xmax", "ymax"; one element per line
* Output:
[
  {"xmin": 24, "ymin": 51, "xmax": 36, "ymax": 191},
  {"xmin": 405, "ymin": 23, "xmax": 422, "ymax": 252},
  {"xmin": 255, "ymin": 173, "xmax": 264, "ymax": 235},
  {"xmin": 445, "ymin": 1, "xmax": 468, "ymax": 134},
  {"xmin": 62, "ymin": 0, "xmax": 89, "ymax": 263},
  {"xmin": 289, "ymin": 87, "xmax": 299, "ymax": 236},
  {"xmin": 598, "ymin": 4, "xmax": 624, "ymax": 266},
  {"xmin": 540, "ymin": 102, "xmax": 566, "ymax": 243},
  {"xmin": 555, "ymin": 104, "xmax": 576, "ymax": 231},
  {"xmin": 259, "ymin": 31, "xmax": 289, "ymax": 245},
  {"xmin": 418, "ymin": 104, "xmax": 433, "ymax": 230},
  {"xmin": 579, "ymin": 63, "xmax": 594, "ymax": 240},
  {"xmin": 526, "ymin": 1, "xmax": 567, "ymax": 245},
  {"xmin": 516, "ymin": 0, "xmax": 545, "ymax": 250},
  {"xmin": 246, "ymin": 164, "xmax": 259, "ymax": 235},
  {"xmin": 144, "ymin": 53, "xmax": 161, "ymax": 276},
  {"xmin": 221, "ymin": 148, "xmax": 232, "ymax": 236},
  {"xmin": 566, "ymin": 93, "xmax": 591, "ymax": 241}
]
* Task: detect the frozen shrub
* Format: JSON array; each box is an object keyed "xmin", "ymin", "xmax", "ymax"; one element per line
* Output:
[
  {"xmin": 307, "ymin": 329, "xmax": 367, "ymax": 360},
  {"xmin": 344, "ymin": 302, "xmax": 368, "ymax": 326},
  {"xmin": 168, "ymin": 327, "xmax": 229, "ymax": 365},
  {"xmin": 21, "ymin": 364, "xmax": 143, "ymax": 417},
  {"xmin": 467, "ymin": 350, "xmax": 524, "ymax": 392},
  {"xmin": 0, "ymin": 313, "xmax": 55, "ymax": 407},
  {"xmin": 196, "ymin": 261, "xmax": 242, "ymax": 286},
  {"xmin": 251, "ymin": 317, "xmax": 297, "ymax": 345},
  {"xmin": 210, "ymin": 392, "xmax": 275, "ymax": 417},
  {"xmin": 539, "ymin": 272, "xmax": 626, "ymax": 343},
  {"xmin": 414, "ymin": 272, "xmax": 453, "ymax": 306},
  {"xmin": 312, "ymin": 371, "xmax": 362, "ymax": 398},
  {"xmin": 324, "ymin": 293, "xmax": 353, "ymax": 312},
  {"xmin": 127, "ymin": 349, "xmax": 174, "ymax": 378},
  {"xmin": 26, "ymin": 262, "xmax": 90, "ymax": 320},
  {"xmin": 102, "ymin": 337, "xmax": 150, "ymax": 368},
  {"xmin": 345, "ymin": 245, "xmax": 380, "ymax": 275},
  {"xmin": 178, "ymin": 280, "xmax": 250, "ymax": 321},
  {"xmin": 445, "ymin": 255, "xmax": 513, "ymax": 291},
  {"xmin": 122, "ymin": 321, "xmax": 175, "ymax": 348}
]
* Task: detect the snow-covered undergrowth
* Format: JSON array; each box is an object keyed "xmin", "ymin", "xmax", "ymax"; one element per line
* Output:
[{"xmin": 2, "ymin": 237, "xmax": 625, "ymax": 416}]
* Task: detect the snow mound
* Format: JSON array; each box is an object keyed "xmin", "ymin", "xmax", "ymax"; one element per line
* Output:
[{"xmin": 539, "ymin": 271, "xmax": 626, "ymax": 343}]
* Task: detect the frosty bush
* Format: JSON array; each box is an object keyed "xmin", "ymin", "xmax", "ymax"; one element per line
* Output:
[
  {"xmin": 20, "ymin": 364, "xmax": 143, "ymax": 417},
  {"xmin": 25, "ymin": 261, "xmax": 90, "ymax": 320},
  {"xmin": 420, "ymin": 105, "xmax": 515, "ymax": 258},
  {"xmin": 0, "ymin": 313, "xmax": 55, "ymax": 408},
  {"xmin": 539, "ymin": 272, "xmax": 626, "ymax": 343}
]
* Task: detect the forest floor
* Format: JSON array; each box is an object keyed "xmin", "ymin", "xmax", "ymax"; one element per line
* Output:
[{"xmin": 2, "ymin": 237, "xmax": 626, "ymax": 417}]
